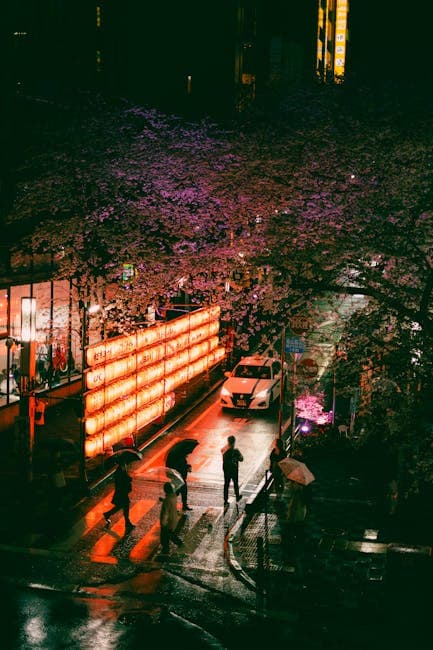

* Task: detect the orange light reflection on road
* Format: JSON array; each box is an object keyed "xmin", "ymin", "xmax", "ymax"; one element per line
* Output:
[
  {"xmin": 129, "ymin": 521, "xmax": 161, "ymax": 562},
  {"xmin": 89, "ymin": 499, "xmax": 154, "ymax": 561}
]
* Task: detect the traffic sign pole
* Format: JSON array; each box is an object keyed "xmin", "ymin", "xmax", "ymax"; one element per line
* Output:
[
  {"xmin": 277, "ymin": 327, "xmax": 286, "ymax": 439},
  {"xmin": 290, "ymin": 354, "xmax": 297, "ymax": 454},
  {"xmin": 283, "ymin": 337, "xmax": 305, "ymax": 454}
]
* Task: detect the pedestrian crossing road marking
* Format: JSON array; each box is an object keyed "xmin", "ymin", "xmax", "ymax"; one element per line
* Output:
[
  {"xmin": 6, "ymin": 496, "xmax": 228, "ymax": 566},
  {"xmin": 50, "ymin": 494, "xmax": 115, "ymax": 550},
  {"xmin": 129, "ymin": 521, "xmax": 160, "ymax": 562},
  {"xmin": 90, "ymin": 499, "xmax": 154, "ymax": 560}
]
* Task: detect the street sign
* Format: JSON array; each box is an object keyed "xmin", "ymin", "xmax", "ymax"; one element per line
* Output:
[
  {"xmin": 290, "ymin": 316, "xmax": 311, "ymax": 335},
  {"xmin": 122, "ymin": 263, "xmax": 135, "ymax": 281},
  {"xmin": 285, "ymin": 337, "xmax": 305, "ymax": 354}
]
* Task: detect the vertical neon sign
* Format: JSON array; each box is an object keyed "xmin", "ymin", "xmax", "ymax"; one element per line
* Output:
[{"xmin": 334, "ymin": 0, "xmax": 348, "ymax": 81}]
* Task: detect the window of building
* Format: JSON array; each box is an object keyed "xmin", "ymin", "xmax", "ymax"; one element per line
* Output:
[
  {"xmin": 0, "ymin": 289, "xmax": 7, "ymax": 337},
  {"xmin": 33, "ymin": 281, "xmax": 52, "ymax": 386}
]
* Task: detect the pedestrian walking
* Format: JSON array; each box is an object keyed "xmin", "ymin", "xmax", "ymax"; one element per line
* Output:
[
  {"xmin": 166, "ymin": 451, "xmax": 193, "ymax": 511},
  {"xmin": 269, "ymin": 438, "xmax": 287, "ymax": 498},
  {"xmin": 281, "ymin": 480, "xmax": 308, "ymax": 574},
  {"xmin": 103, "ymin": 461, "xmax": 135, "ymax": 533},
  {"xmin": 49, "ymin": 451, "xmax": 67, "ymax": 514},
  {"xmin": 222, "ymin": 435, "xmax": 244, "ymax": 506},
  {"xmin": 159, "ymin": 482, "xmax": 183, "ymax": 556}
]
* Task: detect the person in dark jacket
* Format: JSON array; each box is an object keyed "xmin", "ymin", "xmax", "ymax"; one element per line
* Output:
[
  {"xmin": 103, "ymin": 461, "xmax": 135, "ymax": 533},
  {"xmin": 221, "ymin": 435, "xmax": 244, "ymax": 506},
  {"xmin": 269, "ymin": 438, "xmax": 287, "ymax": 498}
]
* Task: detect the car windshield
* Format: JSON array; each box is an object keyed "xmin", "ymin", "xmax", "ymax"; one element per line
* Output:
[{"xmin": 233, "ymin": 365, "xmax": 270, "ymax": 379}]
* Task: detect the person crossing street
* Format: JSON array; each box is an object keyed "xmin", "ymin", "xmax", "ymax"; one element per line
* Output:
[
  {"xmin": 221, "ymin": 435, "xmax": 244, "ymax": 506},
  {"xmin": 159, "ymin": 482, "xmax": 183, "ymax": 556},
  {"xmin": 103, "ymin": 460, "xmax": 135, "ymax": 533}
]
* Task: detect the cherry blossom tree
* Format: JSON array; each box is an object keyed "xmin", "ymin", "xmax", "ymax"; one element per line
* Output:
[
  {"xmin": 6, "ymin": 83, "xmax": 433, "ymax": 488},
  {"xmin": 7, "ymin": 85, "xmax": 433, "ymax": 395}
]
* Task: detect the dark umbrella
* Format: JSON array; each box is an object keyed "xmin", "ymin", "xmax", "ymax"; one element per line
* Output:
[
  {"xmin": 106, "ymin": 448, "xmax": 143, "ymax": 468},
  {"xmin": 166, "ymin": 438, "xmax": 199, "ymax": 463},
  {"xmin": 37, "ymin": 437, "xmax": 79, "ymax": 456}
]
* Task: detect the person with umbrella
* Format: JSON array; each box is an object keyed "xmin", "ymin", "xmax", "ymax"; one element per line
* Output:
[
  {"xmin": 278, "ymin": 457, "xmax": 315, "ymax": 571},
  {"xmin": 159, "ymin": 482, "xmax": 183, "ymax": 557},
  {"xmin": 281, "ymin": 480, "xmax": 308, "ymax": 572},
  {"xmin": 165, "ymin": 439, "xmax": 198, "ymax": 512},
  {"xmin": 103, "ymin": 455, "xmax": 137, "ymax": 533}
]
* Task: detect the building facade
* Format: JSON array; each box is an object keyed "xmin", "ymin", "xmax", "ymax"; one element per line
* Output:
[{"xmin": 2, "ymin": 1, "xmax": 317, "ymax": 117}]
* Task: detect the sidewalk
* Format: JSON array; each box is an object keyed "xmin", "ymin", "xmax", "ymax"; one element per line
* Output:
[{"xmin": 227, "ymin": 446, "xmax": 433, "ymax": 649}]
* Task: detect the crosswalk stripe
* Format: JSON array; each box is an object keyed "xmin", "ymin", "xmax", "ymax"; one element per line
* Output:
[
  {"xmin": 50, "ymin": 494, "xmax": 115, "ymax": 550},
  {"xmin": 129, "ymin": 521, "xmax": 161, "ymax": 562},
  {"xmin": 89, "ymin": 499, "xmax": 155, "ymax": 560}
]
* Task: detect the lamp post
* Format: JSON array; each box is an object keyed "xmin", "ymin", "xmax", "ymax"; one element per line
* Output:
[{"xmin": 18, "ymin": 297, "xmax": 36, "ymax": 483}]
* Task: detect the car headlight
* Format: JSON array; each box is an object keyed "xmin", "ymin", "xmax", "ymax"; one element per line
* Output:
[
  {"xmin": 221, "ymin": 386, "xmax": 232, "ymax": 397},
  {"xmin": 254, "ymin": 389, "xmax": 270, "ymax": 400}
]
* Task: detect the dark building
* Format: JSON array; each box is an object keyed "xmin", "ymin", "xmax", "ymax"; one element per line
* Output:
[
  {"xmin": 347, "ymin": 0, "xmax": 433, "ymax": 86},
  {"xmin": 1, "ymin": 1, "xmax": 317, "ymax": 117},
  {"xmin": 102, "ymin": 0, "xmax": 316, "ymax": 115}
]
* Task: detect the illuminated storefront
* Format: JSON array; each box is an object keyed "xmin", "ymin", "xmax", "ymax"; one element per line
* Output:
[
  {"xmin": 0, "ymin": 279, "xmax": 99, "ymax": 410},
  {"xmin": 1, "ymin": 279, "xmax": 226, "ymax": 458},
  {"xmin": 83, "ymin": 306, "xmax": 226, "ymax": 458}
]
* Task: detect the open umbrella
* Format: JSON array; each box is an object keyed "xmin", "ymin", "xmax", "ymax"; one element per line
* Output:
[
  {"xmin": 278, "ymin": 457, "xmax": 315, "ymax": 486},
  {"xmin": 142, "ymin": 466, "xmax": 185, "ymax": 492},
  {"xmin": 106, "ymin": 448, "xmax": 143, "ymax": 468},
  {"xmin": 166, "ymin": 438, "xmax": 199, "ymax": 465},
  {"xmin": 37, "ymin": 437, "xmax": 79, "ymax": 457}
]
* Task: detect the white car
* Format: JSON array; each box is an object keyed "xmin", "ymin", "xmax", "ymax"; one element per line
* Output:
[{"xmin": 220, "ymin": 355, "xmax": 285, "ymax": 410}]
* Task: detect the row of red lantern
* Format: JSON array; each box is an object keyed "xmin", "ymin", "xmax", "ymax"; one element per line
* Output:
[
  {"xmin": 85, "ymin": 343, "xmax": 223, "ymax": 436},
  {"xmin": 85, "ymin": 336, "xmax": 220, "ymax": 416},
  {"xmin": 85, "ymin": 323, "xmax": 219, "ymax": 391},
  {"xmin": 86, "ymin": 305, "xmax": 221, "ymax": 368},
  {"xmin": 84, "ymin": 347, "xmax": 225, "ymax": 457}
]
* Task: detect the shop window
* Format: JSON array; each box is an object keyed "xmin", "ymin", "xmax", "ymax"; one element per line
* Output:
[
  {"xmin": 0, "ymin": 290, "xmax": 7, "ymax": 337},
  {"xmin": 9, "ymin": 285, "xmax": 31, "ymax": 386},
  {"xmin": 51, "ymin": 280, "xmax": 73, "ymax": 384},
  {"xmin": 71, "ymin": 283, "xmax": 82, "ymax": 372},
  {"xmin": 32, "ymin": 282, "xmax": 52, "ymax": 386}
]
